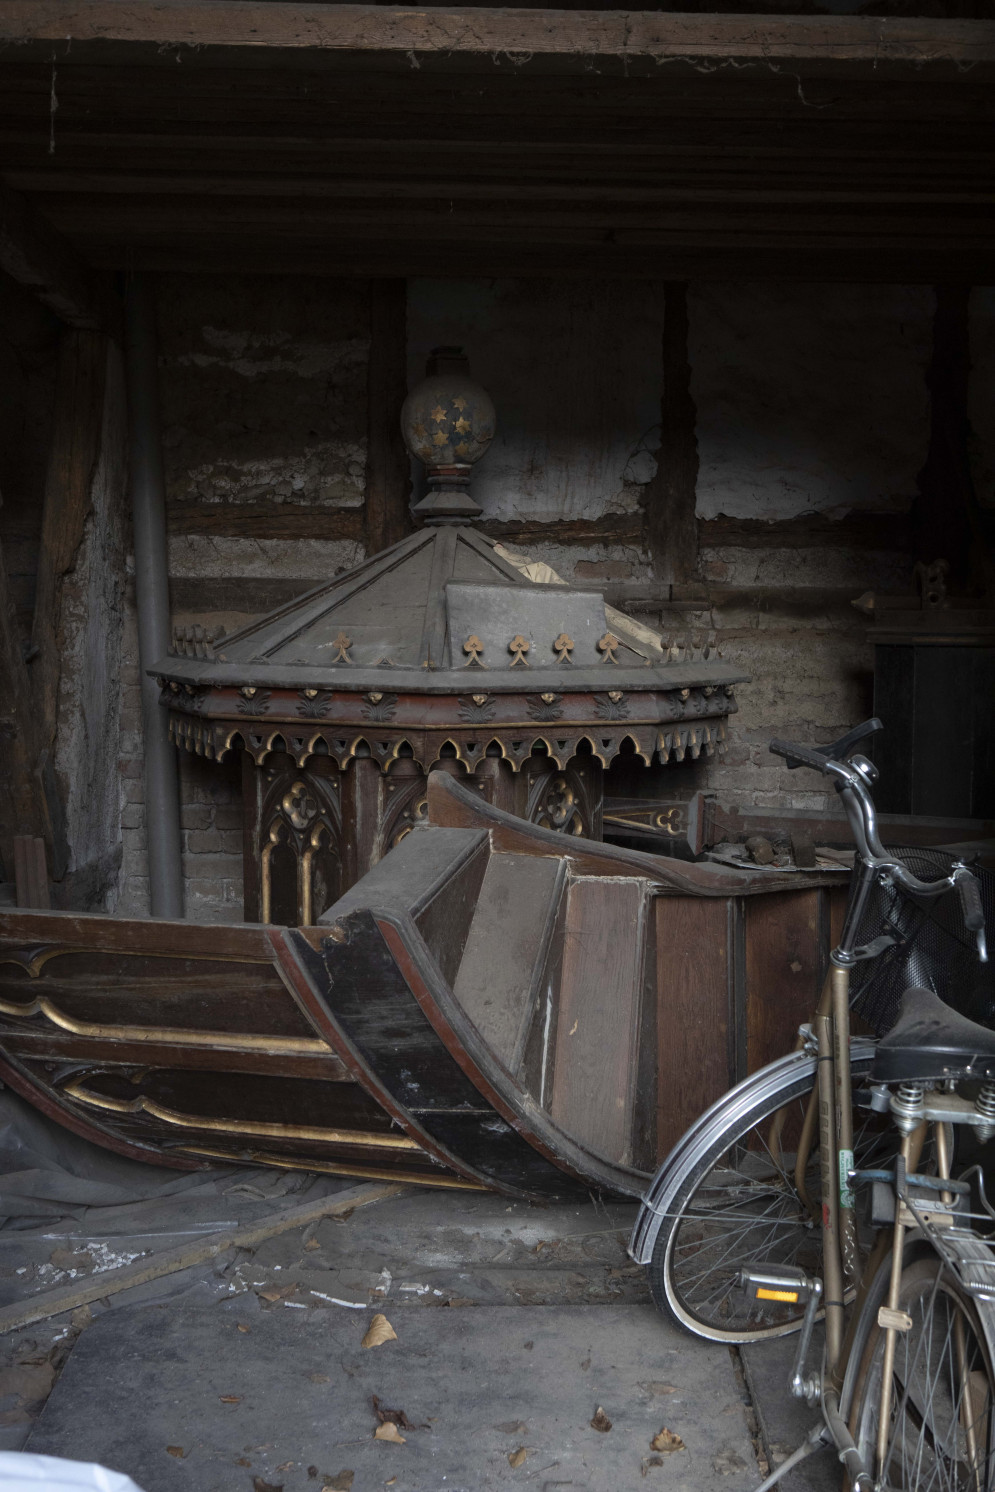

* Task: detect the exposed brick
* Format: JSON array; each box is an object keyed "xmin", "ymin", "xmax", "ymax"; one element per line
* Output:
[
  {"xmin": 185, "ymin": 829, "xmax": 224, "ymax": 854},
  {"xmin": 120, "ymin": 802, "xmax": 145, "ymax": 830},
  {"xmin": 179, "ymin": 852, "xmax": 242, "ymax": 880},
  {"xmin": 180, "ymin": 804, "xmax": 213, "ymax": 831},
  {"xmin": 213, "ymin": 805, "xmax": 244, "ymax": 832}
]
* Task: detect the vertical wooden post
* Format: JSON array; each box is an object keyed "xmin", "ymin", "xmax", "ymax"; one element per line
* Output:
[
  {"xmin": 364, "ymin": 280, "xmax": 412, "ymax": 557},
  {"xmin": 645, "ymin": 282, "xmax": 699, "ymax": 586},
  {"xmin": 0, "ymin": 532, "xmax": 57, "ymax": 887},
  {"xmin": 916, "ymin": 285, "xmax": 992, "ymax": 596},
  {"xmin": 31, "ymin": 328, "xmax": 108, "ymax": 760}
]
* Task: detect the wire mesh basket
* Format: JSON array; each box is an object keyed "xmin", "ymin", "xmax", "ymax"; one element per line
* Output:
[{"xmin": 846, "ymin": 847, "xmax": 995, "ymax": 1038}]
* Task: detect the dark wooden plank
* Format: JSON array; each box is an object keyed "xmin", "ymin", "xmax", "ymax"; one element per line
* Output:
[
  {"xmin": 549, "ymin": 877, "xmax": 646, "ymax": 1165},
  {"xmin": 364, "ymin": 279, "xmax": 411, "ymax": 556},
  {"xmin": 745, "ymin": 888, "xmax": 822, "ymax": 1075},
  {"xmin": 452, "ymin": 851, "xmax": 564, "ymax": 1068},
  {"xmin": 653, "ymin": 896, "xmax": 731, "ymax": 1157}
]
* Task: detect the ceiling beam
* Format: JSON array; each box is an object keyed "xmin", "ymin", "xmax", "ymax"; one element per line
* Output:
[
  {"xmin": 0, "ymin": 3, "xmax": 992, "ymax": 70},
  {"xmin": 0, "ymin": 177, "xmax": 120, "ymax": 335}
]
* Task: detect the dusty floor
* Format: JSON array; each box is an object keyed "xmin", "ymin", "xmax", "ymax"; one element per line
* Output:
[{"xmin": 0, "ymin": 1094, "xmax": 837, "ymax": 1492}]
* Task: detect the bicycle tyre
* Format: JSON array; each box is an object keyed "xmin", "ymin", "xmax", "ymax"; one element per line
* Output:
[
  {"xmin": 646, "ymin": 1050, "xmax": 885, "ymax": 1344},
  {"xmin": 843, "ymin": 1240, "xmax": 995, "ymax": 1490}
]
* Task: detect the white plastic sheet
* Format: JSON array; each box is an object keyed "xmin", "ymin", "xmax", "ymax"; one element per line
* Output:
[{"xmin": 0, "ymin": 1451, "xmax": 146, "ymax": 1491}]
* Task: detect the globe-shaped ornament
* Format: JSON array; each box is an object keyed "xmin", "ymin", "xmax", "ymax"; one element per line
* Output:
[{"xmin": 401, "ymin": 347, "xmax": 496, "ymax": 522}]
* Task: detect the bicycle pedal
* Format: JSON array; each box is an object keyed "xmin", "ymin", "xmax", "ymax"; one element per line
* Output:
[{"xmin": 739, "ymin": 1266, "xmax": 819, "ymax": 1305}]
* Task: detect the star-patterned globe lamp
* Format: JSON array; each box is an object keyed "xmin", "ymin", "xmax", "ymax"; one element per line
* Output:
[{"xmin": 401, "ymin": 346, "xmax": 496, "ymax": 522}]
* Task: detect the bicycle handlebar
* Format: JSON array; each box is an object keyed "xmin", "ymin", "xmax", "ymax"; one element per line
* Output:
[{"xmin": 769, "ymin": 720, "xmax": 988, "ymax": 962}]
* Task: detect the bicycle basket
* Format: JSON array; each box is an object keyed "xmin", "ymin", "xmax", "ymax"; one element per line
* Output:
[{"xmin": 846, "ymin": 847, "xmax": 995, "ymax": 1038}]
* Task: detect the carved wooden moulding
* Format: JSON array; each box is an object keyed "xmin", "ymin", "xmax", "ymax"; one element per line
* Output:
[{"xmin": 153, "ymin": 526, "xmax": 746, "ymax": 923}]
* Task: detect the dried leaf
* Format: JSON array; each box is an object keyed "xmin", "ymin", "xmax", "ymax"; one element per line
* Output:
[
  {"xmin": 372, "ymin": 1394, "xmax": 415, "ymax": 1430},
  {"xmin": 252, "ymin": 1480, "xmax": 283, "ymax": 1492},
  {"xmin": 237, "ymin": 1324, "xmax": 251, "ymax": 1334},
  {"xmin": 508, "ymin": 1447, "xmax": 528, "ymax": 1469},
  {"xmin": 309, "ymin": 1373, "xmax": 330, "ymax": 1385},
  {"xmin": 495, "ymin": 1420, "xmax": 528, "ymax": 1434},
  {"xmin": 258, "ymin": 1283, "xmax": 297, "ymax": 1303},
  {"xmin": 276, "ymin": 1462, "xmax": 294, "ymax": 1473},
  {"xmin": 650, "ymin": 1428, "xmax": 684, "ymax": 1454},
  {"xmin": 236, "ymin": 1459, "xmax": 251, "ymax": 1468},
  {"xmin": 220, "ymin": 1395, "xmax": 243, "ymax": 1404},
  {"xmin": 373, "ymin": 1422, "xmax": 405, "ymax": 1445},
  {"xmin": 641, "ymin": 1455, "xmax": 664, "ymax": 1476},
  {"xmin": 362, "ymin": 1313, "xmax": 397, "ymax": 1349},
  {"xmin": 639, "ymin": 1382, "xmax": 675, "ymax": 1397},
  {"xmin": 590, "ymin": 1407, "xmax": 613, "ymax": 1433},
  {"xmin": 304, "ymin": 1238, "xmax": 321, "ymax": 1252},
  {"xmin": 307, "ymin": 1468, "xmax": 318, "ymax": 1480},
  {"xmin": 166, "ymin": 1447, "xmax": 186, "ymax": 1459},
  {"xmin": 322, "ymin": 1474, "xmax": 353, "ymax": 1492}
]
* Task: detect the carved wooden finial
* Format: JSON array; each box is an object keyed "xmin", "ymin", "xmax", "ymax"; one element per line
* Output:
[
  {"xmin": 553, "ymin": 632, "xmax": 574, "ymax": 664},
  {"xmin": 509, "ymin": 634, "xmax": 530, "ymax": 667},
  {"xmin": 331, "ymin": 631, "xmax": 352, "ymax": 663},
  {"xmin": 597, "ymin": 632, "xmax": 620, "ymax": 664},
  {"xmin": 463, "ymin": 634, "xmax": 485, "ymax": 666}
]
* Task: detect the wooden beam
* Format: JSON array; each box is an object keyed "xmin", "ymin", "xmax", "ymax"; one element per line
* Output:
[
  {"xmin": 364, "ymin": 279, "xmax": 411, "ymax": 556},
  {"xmin": 644, "ymin": 282, "xmax": 697, "ymax": 585},
  {"xmin": 31, "ymin": 328, "xmax": 108, "ymax": 756},
  {"xmin": 0, "ymin": 177, "xmax": 119, "ymax": 334},
  {"xmin": 0, "ymin": 5, "xmax": 992, "ymax": 67}
]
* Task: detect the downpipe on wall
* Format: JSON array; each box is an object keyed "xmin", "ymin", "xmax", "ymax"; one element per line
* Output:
[{"xmin": 124, "ymin": 274, "xmax": 183, "ymax": 919}]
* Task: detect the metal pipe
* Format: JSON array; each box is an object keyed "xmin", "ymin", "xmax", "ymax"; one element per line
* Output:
[{"xmin": 125, "ymin": 274, "xmax": 183, "ymax": 919}]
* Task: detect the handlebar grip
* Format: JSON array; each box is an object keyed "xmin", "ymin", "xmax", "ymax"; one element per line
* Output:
[
  {"xmin": 957, "ymin": 870, "xmax": 986, "ymax": 933},
  {"xmin": 769, "ymin": 738, "xmax": 833, "ymax": 773}
]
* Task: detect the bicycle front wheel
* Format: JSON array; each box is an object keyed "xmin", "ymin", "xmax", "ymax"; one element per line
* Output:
[
  {"xmin": 646, "ymin": 1049, "xmax": 888, "ymax": 1343},
  {"xmin": 845, "ymin": 1246, "xmax": 995, "ymax": 1490}
]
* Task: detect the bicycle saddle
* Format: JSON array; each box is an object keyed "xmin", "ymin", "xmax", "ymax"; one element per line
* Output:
[{"xmin": 872, "ymin": 984, "xmax": 995, "ymax": 1083}]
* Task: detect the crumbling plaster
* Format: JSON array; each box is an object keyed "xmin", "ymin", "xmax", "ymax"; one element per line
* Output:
[
  {"xmin": 157, "ymin": 275, "xmax": 370, "ymax": 510},
  {"xmin": 690, "ymin": 283, "xmax": 934, "ymax": 522}
]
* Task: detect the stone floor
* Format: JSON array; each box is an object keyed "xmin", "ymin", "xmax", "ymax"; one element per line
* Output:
[{"xmin": 0, "ymin": 1185, "xmax": 842, "ymax": 1492}]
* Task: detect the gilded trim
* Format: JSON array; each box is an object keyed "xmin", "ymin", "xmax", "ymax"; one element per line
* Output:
[
  {"xmin": 63, "ymin": 1083, "xmax": 419, "ymax": 1149},
  {"xmin": 0, "ymin": 995, "xmax": 330, "ymax": 1055},
  {"xmin": 182, "ymin": 1145, "xmax": 487, "ymax": 1191}
]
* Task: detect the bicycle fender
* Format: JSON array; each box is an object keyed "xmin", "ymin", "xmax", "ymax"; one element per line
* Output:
[{"xmin": 627, "ymin": 1040, "xmax": 877, "ymax": 1266}]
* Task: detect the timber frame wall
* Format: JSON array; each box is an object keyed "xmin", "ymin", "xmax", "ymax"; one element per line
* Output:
[{"xmin": 0, "ymin": 2, "xmax": 992, "ymax": 917}]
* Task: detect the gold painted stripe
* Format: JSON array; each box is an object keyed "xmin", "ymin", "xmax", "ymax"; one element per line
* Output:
[
  {"xmin": 0, "ymin": 995, "xmax": 330, "ymax": 1056},
  {"xmin": 182, "ymin": 1145, "xmax": 488, "ymax": 1192},
  {"xmin": 62, "ymin": 1082, "xmax": 419, "ymax": 1150}
]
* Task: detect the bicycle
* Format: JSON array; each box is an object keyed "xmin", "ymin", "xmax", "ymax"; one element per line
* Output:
[{"xmin": 629, "ymin": 718, "xmax": 994, "ymax": 1490}]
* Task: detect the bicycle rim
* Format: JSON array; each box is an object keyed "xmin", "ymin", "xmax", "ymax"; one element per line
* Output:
[{"xmin": 848, "ymin": 1252, "xmax": 995, "ymax": 1491}]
